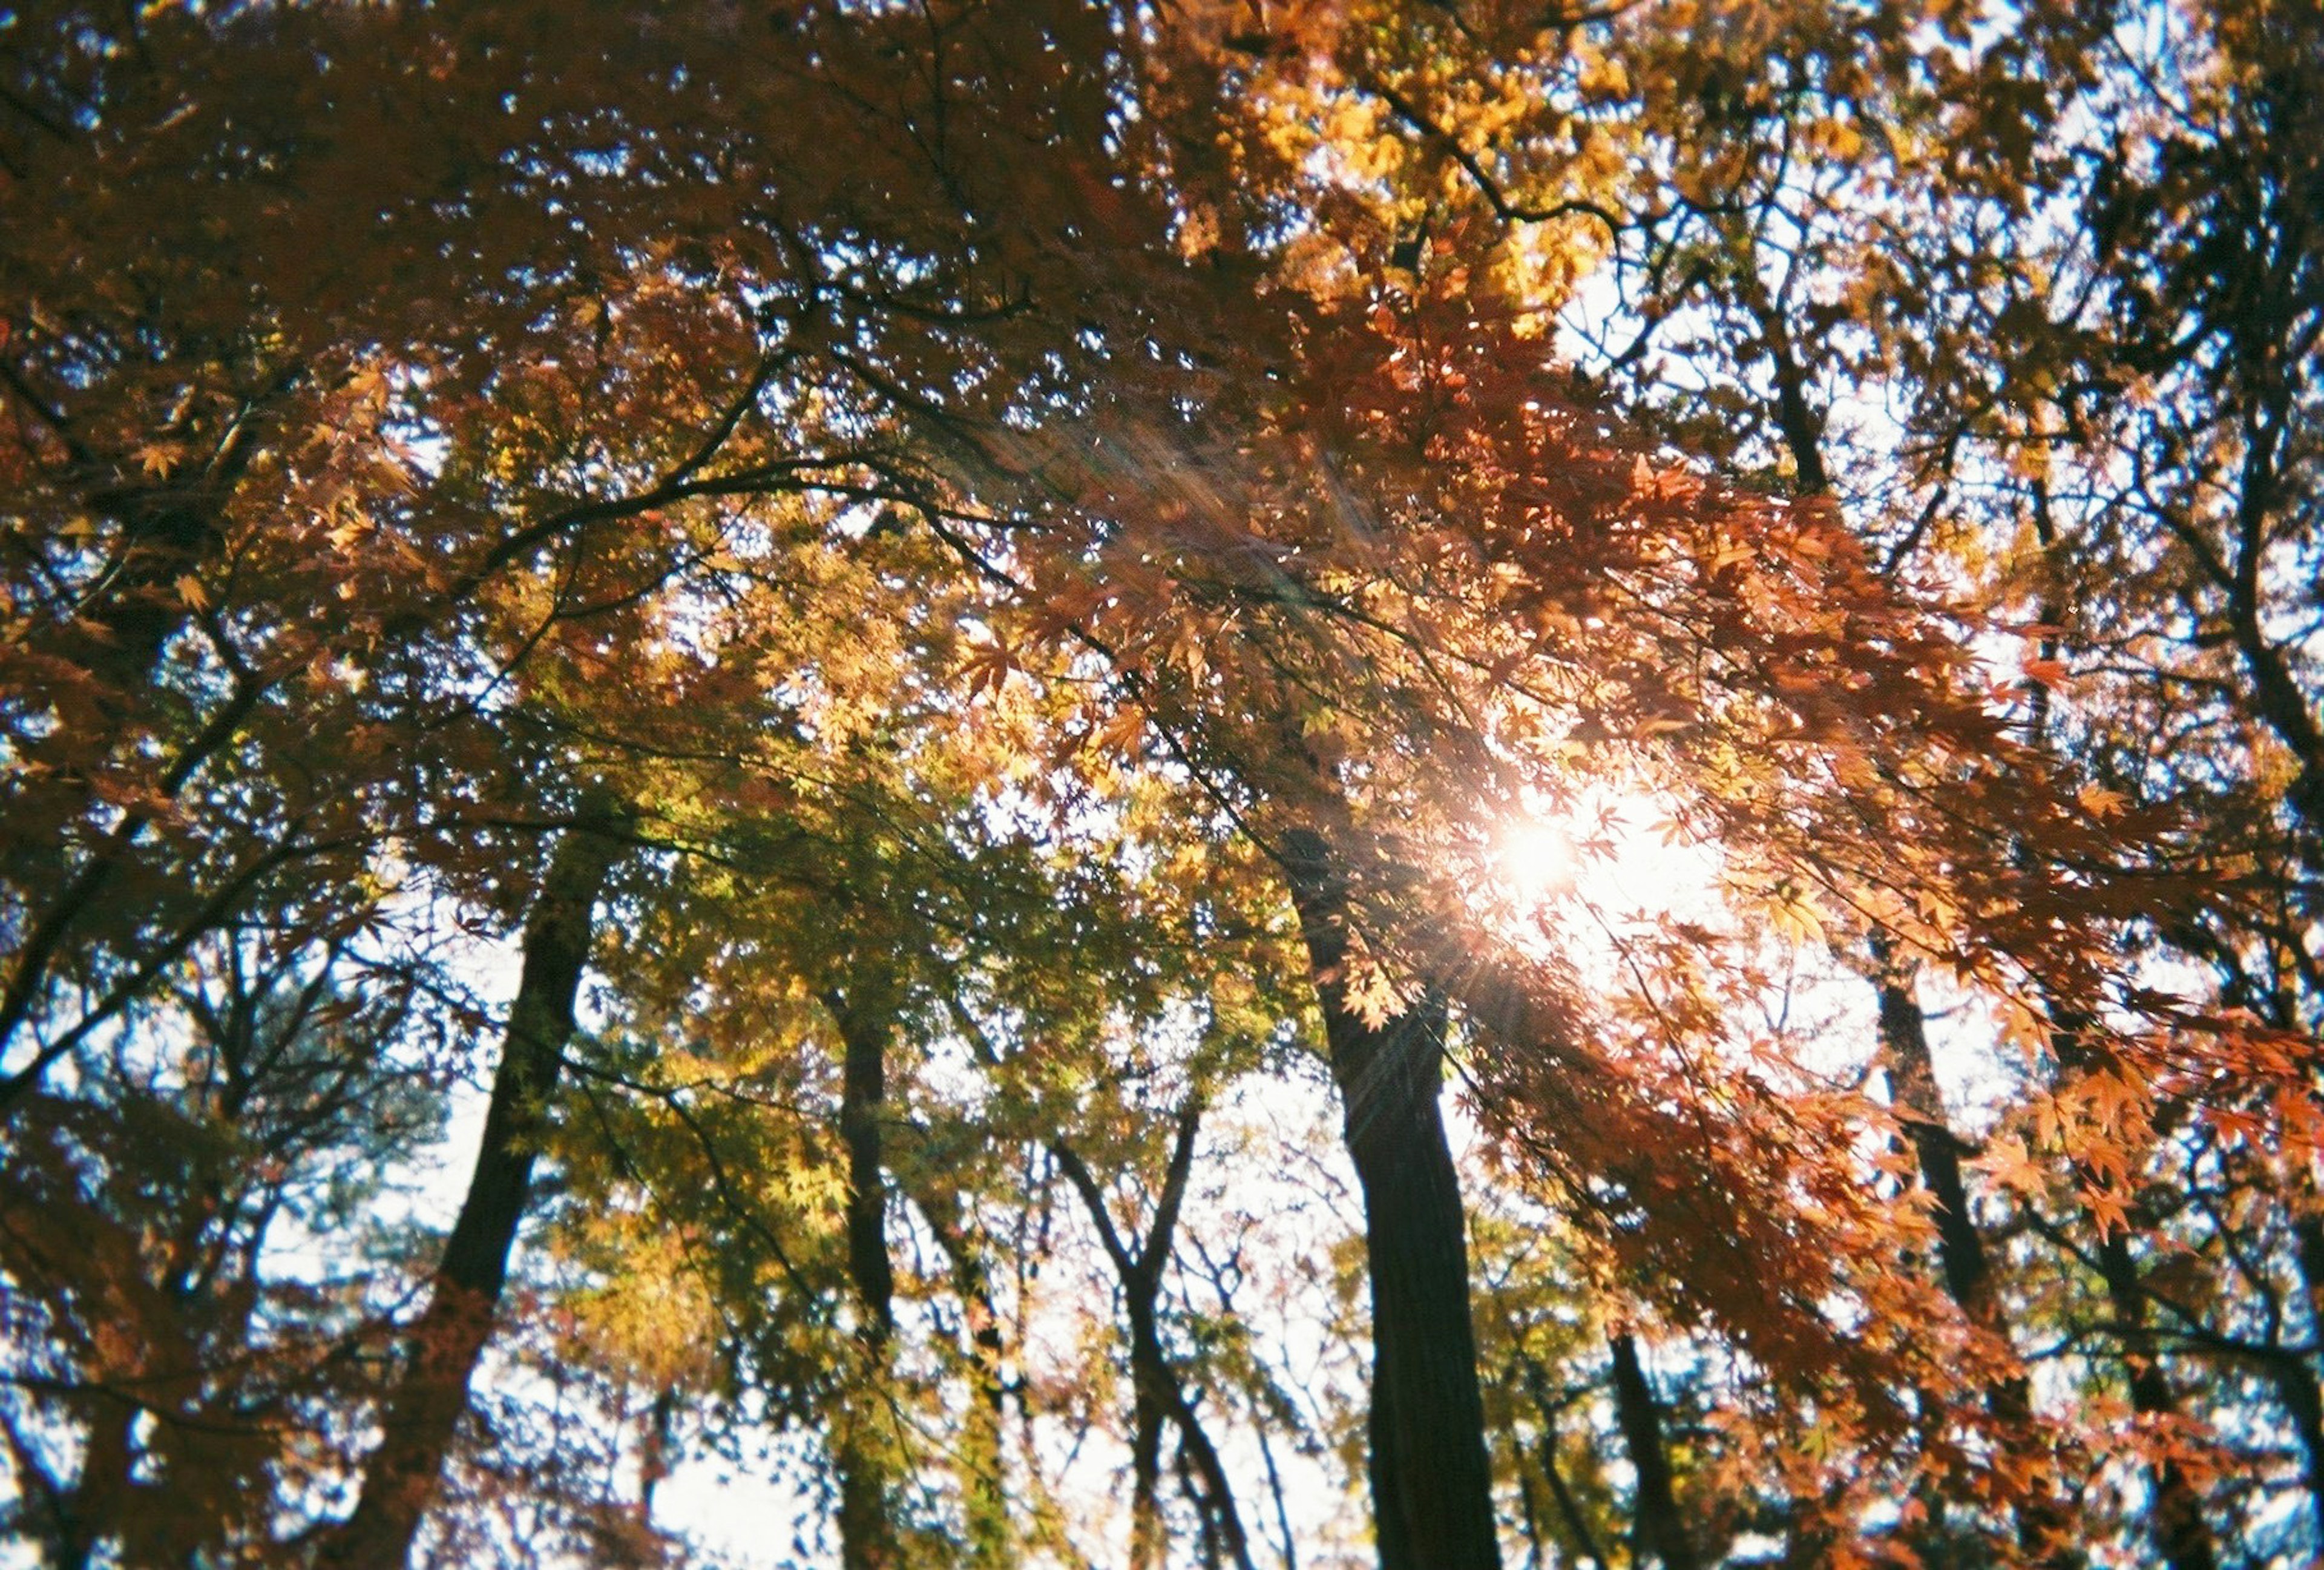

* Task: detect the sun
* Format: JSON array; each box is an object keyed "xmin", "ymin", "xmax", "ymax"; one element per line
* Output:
[
  {"xmin": 1485, "ymin": 780, "xmax": 1723, "ymax": 941},
  {"xmin": 1495, "ymin": 819, "xmax": 1579, "ymax": 907}
]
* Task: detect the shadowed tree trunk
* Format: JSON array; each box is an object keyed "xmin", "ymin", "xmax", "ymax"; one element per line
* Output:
[
  {"xmin": 1608, "ymin": 1333, "xmax": 1697, "ymax": 1570},
  {"xmin": 1874, "ymin": 961, "xmax": 1992, "ymax": 1312},
  {"xmin": 49, "ymin": 1403, "xmax": 133, "ymax": 1570},
  {"xmin": 2277, "ymin": 1210, "xmax": 2324, "ymax": 1526},
  {"xmin": 1517, "ymin": 1359, "xmax": 1609, "ymax": 1570},
  {"xmin": 2035, "ymin": 998, "xmax": 2219, "ymax": 1570},
  {"xmin": 1052, "ymin": 1103, "xmax": 1253, "ymax": 1570},
  {"xmin": 2092, "ymin": 1230, "xmax": 2218, "ymax": 1570},
  {"xmin": 919, "ymin": 1193, "xmax": 1014, "ymax": 1569},
  {"xmin": 1872, "ymin": 942, "xmax": 2084, "ymax": 1568},
  {"xmin": 1281, "ymin": 826, "xmax": 1500, "ymax": 1570},
  {"xmin": 826, "ymin": 987, "xmax": 900, "ymax": 1570},
  {"xmin": 321, "ymin": 816, "xmax": 623, "ymax": 1569}
]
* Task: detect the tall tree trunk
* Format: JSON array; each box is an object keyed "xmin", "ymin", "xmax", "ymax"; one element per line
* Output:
[
  {"xmin": 2279, "ymin": 1210, "xmax": 2324, "ymax": 1528},
  {"xmin": 53, "ymin": 1403, "xmax": 134, "ymax": 1570},
  {"xmin": 2036, "ymin": 998, "xmax": 2221, "ymax": 1570},
  {"xmin": 1519, "ymin": 1362, "xmax": 1609, "ymax": 1570},
  {"xmin": 827, "ymin": 990, "xmax": 899, "ymax": 1570},
  {"xmin": 636, "ymin": 1386, "xmax": 677, "ymax": 1526},
  {"xmin": 2260, "ymin": 1338, "xmax": 2324, "ymax": 1540},
  {"xmin": 1053, "ymin": 1109, "xmax": 1255, "ymax": 1570},
  {"xmin": 1874, "ymin": 961, "xmax": 1991, "ymax": 1311},
  {"xmin": 321, "ymin": 819, "xmax": 622, "ymax": 1570},
  {"xmin": 2093, "ymin": 1231, "xmax": 2218, "ymax": 1570},
  {"xmin": 1608, "ymin": 1334, "xmax": 1697, "ymax": 1570},
  {"xmin": 2022, "ymin": 498, "xmax": 2223, "ymax": 1568},
  {"xmin": 1873, "ymin": 947, "xmax": 2083, "ymax": 1566},
  {"xmin": 1129, "ymin": 1430, "xmax": 1164, "ymax": 1568},
  {"xmin": 1281, "ymin": 826, "xmax": 1500, "ymax": 1570},
  {"xmin": 2028, "ymin": 1019, "xmax": 2214, "ymax": 1570},
  {"xmin": 921, "ymin": 1195, "xmax": 1014, "ymax": 1570}
]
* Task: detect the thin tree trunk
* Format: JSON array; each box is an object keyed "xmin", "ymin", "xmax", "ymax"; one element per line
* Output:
[
  {"xmin": 1255, "ymin": 1416, "xmax": 1301, "ymax": 1570},
  {"xmin": 1764, "ymin": 222, "xmax": 2210, "ymax": 1570},
  {"xmin": 2020, "ymin": 485, "xmax": 2224, "ymax": 1570},
  {"xmin": 2262, "ymin": 1339, "xmax": 2324, "ymax": 1538},
  {"xmin": 2280, "ymin": 1210, "xmax": 2324, "ymax": 1528},
  {"xmin": 2032, "ymin": 994, "xmax": 2222, "ymax": 1570},
  {"xmin": 2092, "ymin": 1230, "xmax": 2218, "ymax": 1570},
  {"xmin": 637, "ymin": 1386, "xmax": 676, "ymax": 1525},
  {"xmin": 1519, "ymin": 1362, "xmax": 1608, "ymax": 1570},
  {"xmin": 321, "ymin": 819, "xmax": 622, "ymax": 1569},
  {"xmin": 1875, "ymin": 961, "xmax": 1991, "ymax": 1309},
  {"xmin": 1609, "ymin": 1333, "xmax": 1697, "ymax": 1570},
  {"xmin": 1053, "ymin": 1108, "xmax": 1255, "ymax": 1570},
  {"xmin": 1512, "ymin": 1453, "xmax": 1547, "ymax": 1570},
  {"xmin": 1128, "ymin": 1292, "xmax": 1171, "ymax": 1570},
  {"xmin": 827, "ymin": 991, "xmax": 899, "ymax": 1570},
  {"xmin": 2292, "ymin": 1214, "xmax": 2324, "ymax": 1353},
  {"xmin": 919, "ymin": 1194, "xmax": 1013, "ymax": 1569},
  {"xmin": 1873, "ymin": 947, "xmax": 2084, "ymax": 1566},
  {"xmin": 1281, "ymin": 826, "xmax": 1500, "ymax": 1570}
]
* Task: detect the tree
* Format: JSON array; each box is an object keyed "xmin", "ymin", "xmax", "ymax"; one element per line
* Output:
[{"xmin": 7, "ymin": 2, "xmax": 2319, "ymax": 1567}]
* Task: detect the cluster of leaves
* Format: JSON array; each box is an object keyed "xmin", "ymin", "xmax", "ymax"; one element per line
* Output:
[{"xmin": 1, "ymin": 2, "xmax": 2317, "ymax": 1568}]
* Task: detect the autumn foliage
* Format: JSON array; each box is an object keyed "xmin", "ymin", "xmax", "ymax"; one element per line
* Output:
[{"xmin": 2, "ymin": 2, "xmax": 2320, "ymax": 1567}]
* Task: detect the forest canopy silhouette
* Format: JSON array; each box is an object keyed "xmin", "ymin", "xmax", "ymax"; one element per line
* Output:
[{"xmin": 2, "ymin": 2, "xmax": 2320, "ymax": 1566}]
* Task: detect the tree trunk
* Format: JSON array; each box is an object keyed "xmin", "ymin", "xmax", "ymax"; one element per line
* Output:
[
  {"xmin": 1520, "ymin": 1362, "xmax": 1609, "ymax": 1570},
  {"xmin": 1873, "ymin": 949, "xmax": 2084, "ymax": 1566},
  {"xmin": 921, "ymin": 1196, "xmax": 1014, "ymax": 1569},
  {"xmin": 1281, "ymin": 826, "xmax": 1501, "ymax": 1570},
  {"xmin": 827, "ymin": 991, "xmax": 899, "ymax": 1570},
  {"xmin": 2042, "ymin": 1003, "xmax": 2221, "ymax": 1570},
  {"xmin": 321, "ymin": 819, "xmax": 622, "ymax": 1569},
  {"xmin": 53, "ymin": 1402, "xmax": 134, "ymax": 1570},
  {"xmin": 1127, "ymin": 1288, "xmax": 1172, "ymax": 1570},
  {"xmin": 1874, "ymin": 964, "xmax": 1991, "ymax": 1310},
  {"xmin": 1609, "ymin": 1334, "xmax": 1697, "ymax": 1570},
  {"xmin": 1054, "ymin": 1110, "xmax": 1255, "ymax": 1570},
  {"xmin": 2262, "ymin": 1339, "xmax": 2324, "ymax": 1542},
  {"xmin": 2093, "ymin": 1230, "xmax": 2218, "ymax": 1570},
  {"xmin": 2280, "ymin": 1212, "xmax": 2324, "ymax": 1528}
]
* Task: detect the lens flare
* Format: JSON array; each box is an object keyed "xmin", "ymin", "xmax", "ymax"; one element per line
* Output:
[{"xmin": 1495, "ymin": 819, "xmax": 1578, "ymax": 905}]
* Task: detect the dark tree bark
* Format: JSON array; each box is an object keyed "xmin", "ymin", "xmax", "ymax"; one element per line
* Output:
[
  {"xmin": 1608, "ymin": 1334, "xmax": 1697, "ymax": 1570},
  {"xmin": 2279, "ymin": 1215, "xmax": 2324, "ymax": 1525},
  {"xmin": 1281, "ymin": 826, "xmax": 1501, "ymax": 1570},
  {"xmin": 1053, "ymin": 1106, "xmax": 1254, "ymax": 1570},
  {"xmin": 1873, "ymin": 946, "xmax": 2086, "ymax": 1568},
  {"xmin": 1518, "ymin": 1361, "xmax": 1609, "ymax": 1570},
  {"xmin": 1754, "ymin": 91, "xmax": 2243, "ymax": 1570},
  {"xmin": 1874, "ymin": 963, "xmax": 1990, "ymax": 1312},
  {"xmin": 826, "ymin": 988, "xmax": 900, "ymax": 1570},
  {"xmin": 919, "ymin": 1193, "xmax": 1014, "ymax": 1569},
  {"xmin": 2092, "ymin": 1231, "xmax": 2219, "ymax": 1570},
  {"xmin": 50, "ymin": 1403, "xmax": 133, "ymax": 1570},
  {"xmin": 2041, "ymin": 1005, "xmax": 2219, "ymax": 1570},
  {"xmin": 2258, "ymin": 1329, "xmax": 2324, "ymax": 1543},
  {"xmin": 321, "ymin": 818, "xmax": 623, "ymax": 1569}
]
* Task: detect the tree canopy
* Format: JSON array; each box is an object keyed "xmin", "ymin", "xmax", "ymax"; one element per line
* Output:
[{"xmin": 2, "ymin": 1, "xmax": 2320, "ymax": 1566}]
